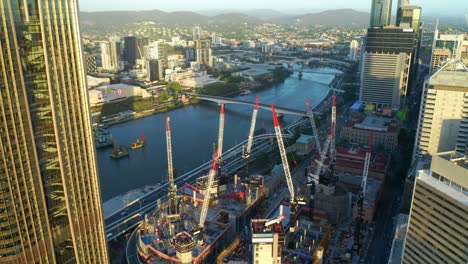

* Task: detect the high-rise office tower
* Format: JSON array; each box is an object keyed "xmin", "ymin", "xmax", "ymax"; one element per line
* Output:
[
  {"xmin": 370, "ymin": 0, "xmax": 392, "ymax": 28},
  {"xmin": 413, "ymin": 59, "xmax": 468, "ymax": 159},
  {"xmin": 146, "ymin": 59, "xmax": 164, "ymax": 82},
  {"xmin": 402, "ymin": 151, "xmax": 468, "ymax": 264},
  {"xmin": 349, "ymin": 40, "xmax": 359, "ymax": 61},
  {"xmin": 0, "ymin": 1, "xmax": 109, "ymax": 263},
  {"xmin": 359, "ymin": 27, "xmax": 417, "ymax": 110},
  {"xmin": 397, "ymin": 6, "xmax": 421, "ymax": 29},
  {"xmin": 430, "ymin": 33, "xmax": 464, "ymax": 71},
  {"xmin": 397, "ymin": 0, "xmax": 410, "ymax": 9},
  {"xmin": 195, "ymin": 39, "xmax": 213, "ymax": 67},
  {"xmin": 397, "ymin": 5, "xmax": 423, "ymax": 78},
  {"xmin": 124, "ymin": 36, "xmax": 138, "ymax": 66}
]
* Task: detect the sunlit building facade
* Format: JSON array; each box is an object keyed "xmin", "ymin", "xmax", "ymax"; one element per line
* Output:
[{"xmin": 0, "ymin": 1, "xmax": 109, "ymax": 263}]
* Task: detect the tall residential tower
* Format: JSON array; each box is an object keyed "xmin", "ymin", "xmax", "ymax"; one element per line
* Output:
[
  {"xmin": 0, "ymin": 1, "xmax": 109, "ymax": 263},
  {"xmin": 413, "ymin": 59, "xmax": 468, "ymax": 159},
  {"xmin": 403, "ymin": 151, "xmax": 468, "ymax": 264}
]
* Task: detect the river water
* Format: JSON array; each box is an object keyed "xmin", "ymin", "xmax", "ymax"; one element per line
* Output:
[{"xmin": 97, "ymin": 67, "xmax": 339, "ymax": 201}]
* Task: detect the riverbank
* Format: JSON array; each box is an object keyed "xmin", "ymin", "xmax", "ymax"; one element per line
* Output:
[{"xmin": 94, "ymin": 67, "xmax": 294, "ymax": 127}]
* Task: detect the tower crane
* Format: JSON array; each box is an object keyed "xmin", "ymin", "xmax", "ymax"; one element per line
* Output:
[
  {"xmin": 271, "ymin": 105, "xmax": 305, "ymax": 247},
  {"xmin": 306, "ymin": 133, "xmax": 332, "ymax": 221},
  {"xmin": 165, "ymin": 117, "xmax": 180, "ymax": 220},
  {"xmin": 193, "ymin": 149, "xmax": 219, "ymax": 246},
  {"xmin": 354, "ymin": 132, "xmax": 373, "ymax": 253},
  {"xmin": 306, "ymin": 100, "xmax": 321, "ymax": 153},
  {"xmin": 217, "ymin": 103, "xmax": 225, "ymax": 165},
  {"xmin": 330, "ymin": 95, "xmax": 337, "ymax": 160},
  {"xmin": 242, "ymin": 96, "xmax": 260, "ymax": 175}
]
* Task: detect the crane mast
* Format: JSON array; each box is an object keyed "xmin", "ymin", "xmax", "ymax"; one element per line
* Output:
[
  {"xmin": 307, "ymin": 134, "xmax": 332, "ymax": 221},
  {"xmin": 217, "ymin": 104, "xmax": 225, "ymax": 164},
  {"xmin": 306, "ymin": 100, "xmax": 321, "ymax": 153},
  {"xmin": 244, "ymin": 96, "xmax": 259, "ymax": 159},
  {"xmin": 166, "ymin": 117, "xmax": 179, "ymax": 220},
  {"xmin": 194, "ymin": 149, "xmax": 219, "ymax": 245},
  {"xmin": 243, "ymin": 96, "xmax": 260, "ymax": 175},
  {"xmin": 330, "ymin": 95, "xmax": 337, "ymax": 160},
  {"xmin": 354, "ymin": 132, "xmax": 373, "ymax": 253},
  {"xmin": 272, "ymin": 105, "xmax": 304, "ymax": 247},
  {"xmin": 271, "ymin": 105, "xmax": 295, "ymax": 201}
]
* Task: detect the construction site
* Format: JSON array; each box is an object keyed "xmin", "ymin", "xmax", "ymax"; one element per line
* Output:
[{"xmin": 129, "ymin": 94, "xmax": 378, "ymax": 263}]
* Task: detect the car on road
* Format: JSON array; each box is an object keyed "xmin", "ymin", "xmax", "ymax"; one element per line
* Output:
[{"xmin": 106, "ymin": 233, "xmax": 113, "ymax": 239}]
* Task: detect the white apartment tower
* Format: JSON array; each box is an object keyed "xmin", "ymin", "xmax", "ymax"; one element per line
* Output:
[
  {"xmin": 414, "ymin": 59, "xmax": 468, "ymax": 159},
  {"xmin": 349, "ymin": 40, "xmax": 359, "ymax": 61},
  {"xmin": 100, "ymin": 41, "xmax": 112, "ymax": 70}
]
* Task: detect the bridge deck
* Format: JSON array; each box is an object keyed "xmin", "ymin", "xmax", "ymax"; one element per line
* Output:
[{"xmin": 185, "ymin": 93, "xmax": 311, "ymax": 116}]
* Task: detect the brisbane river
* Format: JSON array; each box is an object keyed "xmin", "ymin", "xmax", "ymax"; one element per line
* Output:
[{"xmin": 97, "ymin": 67, "xmax": 339, "ymax": 201}]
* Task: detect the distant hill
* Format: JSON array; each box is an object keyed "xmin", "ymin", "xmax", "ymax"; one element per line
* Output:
[
  {"xmin": 291, "ymin": 9, "xmax": 370, "ymax": 26},
  {"xmin": 79, "ymin": 8, "xmax": 370, "ymax": 27}
]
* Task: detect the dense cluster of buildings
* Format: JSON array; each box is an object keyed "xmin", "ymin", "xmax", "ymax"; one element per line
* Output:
[{"xmin": 1, "ymin": 0, "xmax": 467, "ymax": 263}]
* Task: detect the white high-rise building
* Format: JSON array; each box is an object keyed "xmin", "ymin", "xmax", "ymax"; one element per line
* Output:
[
  {"xmin": 413, "ymin": 59, "xmax": 468, "ymax": 159},
  {"xmin": 100, "ymin": 40, "xmax": 121, "ymax": 71},
  {"xmin": 100, "ymin": 42, "xmax": 112, "ymax": 70},
  {"xmin": 211, "ymin": 33, "xmax": 222, "ymax": 46},
  {"xmin": 349, "ymin": 40, "xmax": 359, "ymax": 61}
]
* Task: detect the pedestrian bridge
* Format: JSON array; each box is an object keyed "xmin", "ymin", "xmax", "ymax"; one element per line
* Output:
[{"xmin": 184, "ymin": 93, "xmax": 314, "ymax": 115}]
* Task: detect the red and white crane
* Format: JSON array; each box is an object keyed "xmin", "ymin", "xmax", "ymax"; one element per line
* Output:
[
  {"xmin": 271, "ymin": 105, "xmax": 305, "ymax": 242},
  {"xmin": 243, "ymin": 96, "xmax": 259, "ymax": 160},
  {"xmin": 306, "ymin": 132, "xmax": 332, "ymax": 220},
  {"xmin": 193, "ymin": 149, "xmax": 219, "ymax": 245},
  {"xmin": 165, "ymin": 117, "xmax": 179, "ymax": 219},
  {"xmin": 330, "ymin": 95, "xmax": 337, "ymax": 160},
  {"xmin": 217, "ymin": 104, "xmax": 225, "ymax": 164},
  {"xmin": 354, "ymin": 132, "xmax": 373, "ymax": 253},
  {"xmin": 271, "ymin": 105, "xmax": 295, "ymax": 202},
  {"xmin": 306, "ymin": 100, "xmax": 321, "ymax": 153},
  {"xmin": 243, "ymin": 96, "xmax": 260, "ymax": 173}
]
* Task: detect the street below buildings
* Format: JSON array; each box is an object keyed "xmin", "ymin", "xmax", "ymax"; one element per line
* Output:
[{"xmin": 364, "ymin": 159, "xmax": 404, "ymax": 264}]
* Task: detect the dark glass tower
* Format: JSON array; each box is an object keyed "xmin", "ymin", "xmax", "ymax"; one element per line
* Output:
[
  {"xmin": 0, "ymin": 1, "xmax": 109, "ymax": 263},
  {"xmin": 370, "ymin": 0, "xmax": 392, "ymax": 28}
]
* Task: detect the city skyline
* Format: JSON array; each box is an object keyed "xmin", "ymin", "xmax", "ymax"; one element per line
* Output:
[{"xmin": 78, "ymin": 0, "xmax": 466, "ymax": 16}]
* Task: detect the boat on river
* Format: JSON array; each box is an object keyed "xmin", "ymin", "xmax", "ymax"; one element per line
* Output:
[
  {"xmin": 95, "ymin": 135, "xmax": 113, "ymax": 149},
  {"xmin": 240, "ymin": 90, "xmax": 252, "ymax": 96},
  {"xmin": 110, "ymin": 145, "xmax": 129, "ymax": 159},
  {"xmin": 131, "ymin": 134, "xmax": 145, "ymax": 149}
]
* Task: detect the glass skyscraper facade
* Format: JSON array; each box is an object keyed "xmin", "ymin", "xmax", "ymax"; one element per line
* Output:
[
  {"xmin": 370, "ymin": 0, "xmax": 392, "ymax": 28},
  {"xmin": 0, "ymin": 1, "xmax": 109, "ymax": 263}
]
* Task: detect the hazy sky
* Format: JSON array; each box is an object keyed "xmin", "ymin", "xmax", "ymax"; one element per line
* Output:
[{"xmin": 78, "ymin": 0, "xmax": 465, "ymax": 16}]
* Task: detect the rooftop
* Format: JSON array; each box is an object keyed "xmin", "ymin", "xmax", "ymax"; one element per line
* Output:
[
  {"xmin": 296, "ymin": 134, "xmax": 314, "ymax": 144},
  {"xmin": 418, "ymin": 169, "xmax": 468, "ymax": 206},
  {"xmin": 436, "ymin": 151, "xmax": 468, "ymax": 169},
  {"xmin": 354, "ymin": 116, "xmax": 389, "ymax": 132}
]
